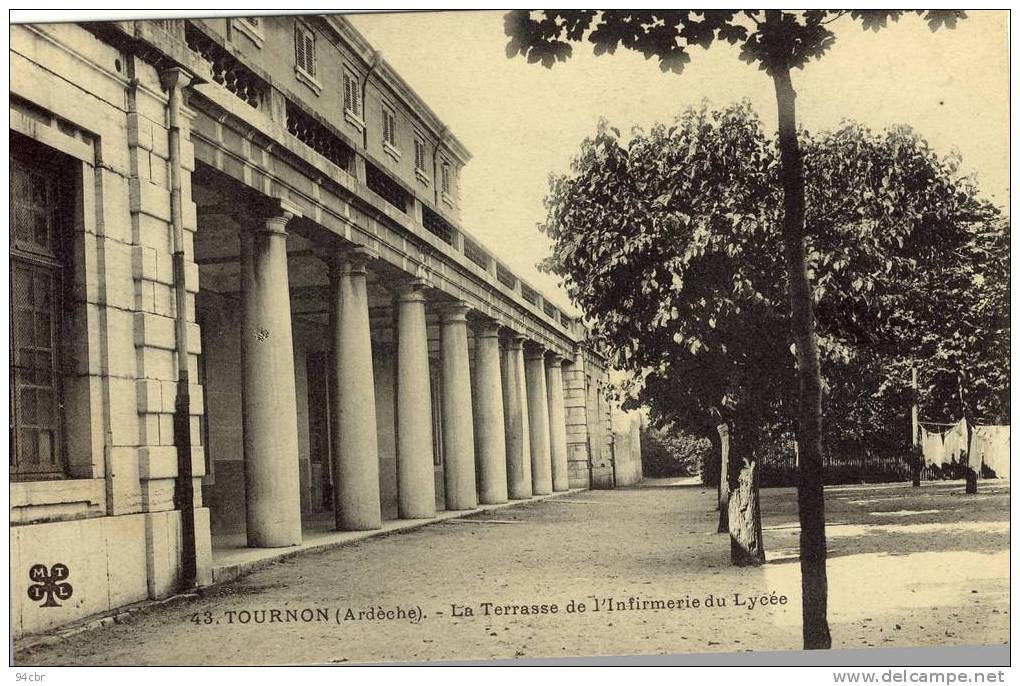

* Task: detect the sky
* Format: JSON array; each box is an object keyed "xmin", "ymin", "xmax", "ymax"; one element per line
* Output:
[{"xmin": 347, "ymin": 10, "xmax": 1009, "ymax": 315}]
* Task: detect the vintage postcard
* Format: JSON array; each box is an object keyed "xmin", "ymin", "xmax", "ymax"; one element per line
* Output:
[{"xmin": 8, "ymin": 8, "xmax": 1010, "ymax": 670}]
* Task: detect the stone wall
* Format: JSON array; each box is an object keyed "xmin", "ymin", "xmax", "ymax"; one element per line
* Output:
[
  {"xmin": 562, "ymin": 355, "xmax": 590, "ymax": 488},
  {"xmin": 10, "ymin": 22, "xmax": 211, "ymax": 639}
]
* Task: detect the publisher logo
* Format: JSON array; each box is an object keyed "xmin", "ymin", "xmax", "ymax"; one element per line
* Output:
[{"xmin": 27, "ymin": 563, "xmax": 73, "ymax": 608}]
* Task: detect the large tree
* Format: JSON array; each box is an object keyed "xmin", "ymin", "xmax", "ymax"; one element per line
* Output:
[
  {"xmin": 802, "ymin": 122, "xmax": 1007, "ymax": 453},
  {"xmin": 506, "ymin": 10, "xmax": 966, "ymax": 649},
  {"xmin": 543, "ymin": 104, "xmax": 795, "ymax": 542},
  {"xmin": 552, "ymin": 105, "xmax": 1006, "ymax": 466}
]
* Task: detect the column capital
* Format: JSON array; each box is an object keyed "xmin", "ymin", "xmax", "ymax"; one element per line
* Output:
[
  {"xmin": 506, "ymin": 333, "xmax": 526, "ymax": 351},
  {"xmin": 439, "ymin": 300, "xmax": 471, "ymax": 324},
  {"xmin": 252, "ymin": 198, "xmax": 303, "ymax": 236},
  {"xmin": 524, "ymin": 343, "xmax": 547, "ymax": 361},
  {"xmin": 475, "ymin": 317, "xmax": 502, "ymax": 338},
  {"xmin": 159, "ymin": 66, "xmax": 196, "ymax": 92},
  {"xmin": 394, "ymin": 278, "xmax": 428, "ymax": 303},
  {"xmin": 547, "ymin": 353, "xmax": 565, "ymax": 367},
  {"xmin": 325, "ymin": 244, "xmax": 377, "ymax": 277}
]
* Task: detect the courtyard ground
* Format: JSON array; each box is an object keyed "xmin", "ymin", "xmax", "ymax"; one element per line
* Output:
[{"xmin": 14, "ymin": 479, "xmax": 1010, "ymax": 665}]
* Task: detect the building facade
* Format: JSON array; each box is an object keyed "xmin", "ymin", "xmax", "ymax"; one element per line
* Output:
[{"xmin": 10, "ymin": 15, "xmax": 636, "ymax": 639}]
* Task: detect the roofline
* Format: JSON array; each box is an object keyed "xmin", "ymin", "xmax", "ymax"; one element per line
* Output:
[{"xmin": 321, "ymin": 13, "xmax": 472, "ymax": 165}]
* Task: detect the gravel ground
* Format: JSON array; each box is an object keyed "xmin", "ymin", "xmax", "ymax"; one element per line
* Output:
[{"xmin": 14, "ymin": 479, "xmax": 1009, "ymax": 665}]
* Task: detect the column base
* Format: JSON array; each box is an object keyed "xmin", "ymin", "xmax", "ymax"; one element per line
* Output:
[
  {"xmin": 337, "ymin": 521, "xmax": 382, "ymax": 533},
  {"xmin": 246, "ymin": 533, "xmax": 302, "ymax": 549}
]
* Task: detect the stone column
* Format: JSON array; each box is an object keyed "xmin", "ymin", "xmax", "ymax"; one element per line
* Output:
[
  {"xmin": 473, "ymin": 320, "xmax": 508, "ymax": 504},
  {"xmin": 546, "ymin": 354, "xmax": 570, "ymax": 492},
  {"xmin": 395, "ymin": 279, "xmax": 436, "ymax": 519},
  {"xmin": 440, "ymin": 302, "xmax": 477, "ymax": 510},
  {"xmin": 329, "ymin": 247, "xmax": 381, "ymax": 531},
  {"xmin": 240, "ymin": 202, "xmax": 302, "ymax": 548},
  {"xmin": 502, "ymin": 334, "xmax": 533, "ymax": 499},
  {"xmin": 525, "ymin": 346, "xmax": 553, "ymax": 495}
]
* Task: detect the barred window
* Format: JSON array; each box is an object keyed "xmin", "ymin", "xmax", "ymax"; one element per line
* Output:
[
  {"xmin": 10, "ymin": 136, "xmax": 74, "ymax": 479},
  {"xmin": 294, "ymin": 23, "xmax": 316, "ymax": 77}
]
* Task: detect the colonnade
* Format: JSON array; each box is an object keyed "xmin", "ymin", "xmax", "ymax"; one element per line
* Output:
[{"xmin": 238, "ymin": 208, "xmax": 572, "ymax": 547}]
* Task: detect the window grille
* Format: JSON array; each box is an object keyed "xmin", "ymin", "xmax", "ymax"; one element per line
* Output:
[
  {"xmin": 365, "ymin": 160, "xmax": 408, "ymax": 213},
  {"xmin": 463, "ymin": 237, "xmax": 490, "ymax": 270},
  {"xmin": 422, "ymin": 206, "xmax": 454, "ymax": 244},
  {"xmin": 10, "ymin": 144, "xmax": 72, "ymax": 479},
  {"xmin": 521, "ymin": 284, "xmax": 539, "ymax": 305},
  {"xmin": 496, "ymin": 264, "xmax": 516, "ymax": 290}
]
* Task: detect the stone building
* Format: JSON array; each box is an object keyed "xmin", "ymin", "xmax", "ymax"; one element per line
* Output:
[{"xmin": 9, "ymin": 14, "xmax": 635, "ymax": 639}]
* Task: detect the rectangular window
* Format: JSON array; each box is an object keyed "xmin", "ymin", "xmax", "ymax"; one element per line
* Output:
[
  {"xmin": 382, "ymin": 106, "xmax": 397, "ymax": 147},
  {"xmin": 414, "ymin": 136, "xmax": 428, "ymax": 175},
  {"xmin": 10, "ymin": 138, "xmax": 73, "ymax": 480},
  {"xmin": 342, "ymin": 70, "xmax": 362, "ymax": 121},
  {"xmin": 294, "ymin": 23, "xmax": 316, "ymax": 77},
  {"xmin": 233, "ymin": 16, "xmax": 264, "ymax": 48},
  {"xmin": 441, "ymin": 160, "xmax": 452, "ymax": 195}
]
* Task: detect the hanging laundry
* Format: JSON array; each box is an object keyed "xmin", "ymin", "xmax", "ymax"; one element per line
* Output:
[
  {"xmin": 968, "ymin": 426, "xmax": 985, "ymax": 473},
  {"xmin": 920, "ymin": 427, "xmax": 946, "ymax": 468},
  {"xmin": 971, "ymin": 425, "xmax": 1009, "ymax": 479},
  {"xmin": 969, "ymin": 428, "xmax": 987, "ymax": 474},
  {"xmin": 942, "ymin": 419, "xmax": 968, "ymax": 465}
]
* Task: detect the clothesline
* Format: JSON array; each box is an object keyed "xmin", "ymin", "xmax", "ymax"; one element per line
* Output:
[
  {"xmin": 919, "ymin": 418, "xmax": 965, "ymax": 428},
  {"xmin": 918, "ymin": 420, "xmax": 1010, "ymax": 479}
]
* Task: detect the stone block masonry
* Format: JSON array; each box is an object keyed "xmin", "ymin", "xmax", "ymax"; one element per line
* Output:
[{"xmin": 8, "ymin": 16, "xmax": 626, "ymax": 643}]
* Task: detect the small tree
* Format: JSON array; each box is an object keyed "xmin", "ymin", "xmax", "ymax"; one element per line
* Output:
[{"xmin": 506, "ymin": 10, "xmax": 965, "ymax": 649}]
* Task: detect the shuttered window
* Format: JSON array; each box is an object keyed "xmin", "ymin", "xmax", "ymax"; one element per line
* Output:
[
  {"xmin": 10, "ymin": 141, "xmax": 72, "ymax": 479},
  {"xmin": 294, "ymin": 23, "xmax": 316, "ymax": 77},
  {"xmin": 441, "ymin": 160, "xmax": 452, "ymax": 194},
  {"xmin": 382, "ymin": 106, "xmax": 396, "ymax": 147},
  {"xmin": 414, "ymin": 136, "xmax": 428, "ymax": 174},
  {"xmin": 343, "ymin": 70, "xmax": 362, "ymax": 120}
]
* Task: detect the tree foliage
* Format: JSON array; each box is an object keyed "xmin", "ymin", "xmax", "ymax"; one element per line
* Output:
[
  {"xmin": 540, "ymin": 103, "xmax": 1007, "ymax": 461},
  {"xmin": 506, "ymin": 10, "xmax": 967, "ymax": 76},
  {"xmin": 506, "ymin": 8, "xmax": 969, "ymax": 651},
  {"xmin": 640, "ymin": 426, "xmax": 710, "ymax": 478}
]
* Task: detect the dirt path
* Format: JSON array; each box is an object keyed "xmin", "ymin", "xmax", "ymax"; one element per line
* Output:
[{"xmin": 14, "ymin": 480, "xmax": 1009, "ymax": 665}]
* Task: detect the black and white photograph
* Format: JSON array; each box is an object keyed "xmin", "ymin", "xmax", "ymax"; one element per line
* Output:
[{"xmin": 7, "ymin": 8, "xmax": 1011, "ymax": 672}]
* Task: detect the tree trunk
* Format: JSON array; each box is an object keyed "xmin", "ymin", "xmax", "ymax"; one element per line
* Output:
[
  {"xmin": 729, "ymin": 461, "xmax": 765, "ymax": 566},
  {"xmin": 716, "ymin": 423, "xmax": 730, "ymax": 532},
  {"xmin": 772, "ymin": 62, "xmax": 832, "ymax": 650},
  {"xmin": 706, "ymin": 427, "xmax": 722, "ymax": 490},
  {"xmin": 727, "ymin": 417, "xmax": 765, "ymax": 565}
]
